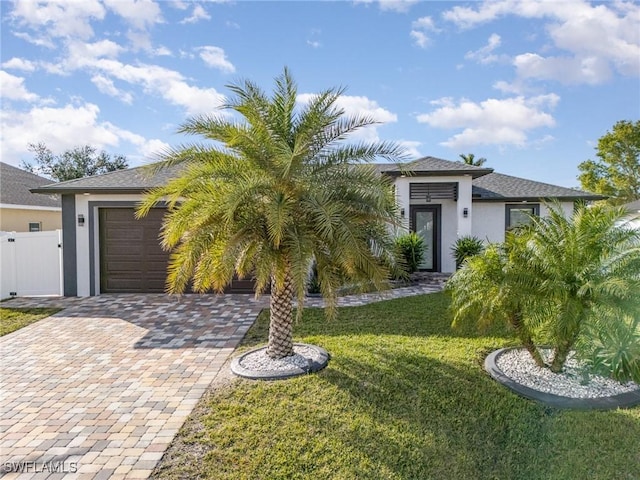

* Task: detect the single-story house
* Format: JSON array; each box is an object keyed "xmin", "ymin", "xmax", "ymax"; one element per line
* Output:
[
  {"xmin": 0, "ymin": 162, "xmax": 61, "ymax": 232},
  {"xmin": 622, "ymin": 199, "xmax": 640, "ymax": 230},
  {"xmin": 32, "ymin": 156, "xmax": 603, "ymax": 297}
]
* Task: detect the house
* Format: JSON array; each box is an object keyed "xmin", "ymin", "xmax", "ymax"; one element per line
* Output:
[
  {"xmin": 0, "ymin": 162, "xmax": 61, "ymax": 232},
  {"xmin": 622, "ymin": 199, "xmax": 640, "ymax": 230},
  {"xmin": 32, "ymin": 157, "xmax": 603, "ymax": 297}
]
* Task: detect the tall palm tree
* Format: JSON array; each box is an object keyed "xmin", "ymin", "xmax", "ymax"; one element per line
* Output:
[
  {"xmin": 522, "ymin": 202, "xmax": 640, "ymax": 372},
  {"xmin": 459, "ymin": 153, "xmax": 487, "ymax": 167},
  {"xmin": 137, "ymin": 68, "xmax": 406, "ymax": 359}
]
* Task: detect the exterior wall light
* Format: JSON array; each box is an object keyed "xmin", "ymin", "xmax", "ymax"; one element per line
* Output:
[
  {"xmin": 78, "ymin": 214, "xmax": 85, "ymax": 226},
  {"xmin": 463, "ymin": 208, "xmax": 469, "ymax": 218}
]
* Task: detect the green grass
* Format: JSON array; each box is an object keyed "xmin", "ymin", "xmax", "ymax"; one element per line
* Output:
[
  {"xmin": 152, "ymin": 293, "xmax": 640, "ymax": 480},
  {"xmin": 0, "ymin": 307, "xmax": 61, "ymax": 336}
]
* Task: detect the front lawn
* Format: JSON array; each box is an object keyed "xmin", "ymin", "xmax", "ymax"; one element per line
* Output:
[
  {"xmin": 152, "ymin": 293, "xmax": 640, "ymax": 480},
  {"xmin": 0, "ymin": 307, "xmax": 61, "ymax": 336}
]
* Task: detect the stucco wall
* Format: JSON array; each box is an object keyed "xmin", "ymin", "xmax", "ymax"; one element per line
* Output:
[
  {"xmin": 472, "ymin": 201, "xmax": 575, "ymax": 244},
  {"xmin": 0, "ymin": 207, "xmax": 62, "ymax": 232}
]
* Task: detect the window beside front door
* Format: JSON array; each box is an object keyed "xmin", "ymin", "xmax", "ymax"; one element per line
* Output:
[{"xmin": 505, "ymin": 204, "xmax": 540, "ymax": 230}]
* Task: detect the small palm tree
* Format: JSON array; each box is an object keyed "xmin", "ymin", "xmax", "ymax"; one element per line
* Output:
[
  {"xmin": 459, "ymin": 153, "xmax": 487, "ymax": 167},
  {"xmin": 522, "ymin": 202, "xmax": 640, "ymax": 372},
  {"xmin": 448, "ymin": 238, "xmax": 546, "ymax": 367},
  {"xmin": 138, "ymin": 68, "xmax": 405, "ymax": 359}
]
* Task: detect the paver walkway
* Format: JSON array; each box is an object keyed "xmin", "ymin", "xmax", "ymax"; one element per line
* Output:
[
  {"xmin": 0, "ymin": 275, "xmax": 447, "ymax": 479},
  {"xmin": 0, "ymin": 294, "xmax": 265, "ymax": 479}
]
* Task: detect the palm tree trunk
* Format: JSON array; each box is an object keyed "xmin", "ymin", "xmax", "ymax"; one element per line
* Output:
[
  {"xmin": 550, "ymin": 342, "xmax": 572, "ymax": 373},
  {"xmin": 510, "ymin": 313, "xmax": 546, "ymax": 368},
  {"xmin": 266, "ymin": 272, "xmax": 295, "ymax": 359}
]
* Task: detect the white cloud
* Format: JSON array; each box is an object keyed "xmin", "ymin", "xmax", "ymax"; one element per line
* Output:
[
  {"xmin": 102, "ymin": 0, "xmax": 163, "ymax": 30},
  {"xmin": 91, "ymin": 75, "xmax": 134, "ymax": 104},
  {"xmin": 198, "ymin": 46, "xmax": 236, "ymax": 73},
  {"xmin": 2, "ymin": 57, "xmax": 37, "ymax": 72},
  {"xmin": 354, "ymin": 0, "xmax": 417, "ymax": 13},
  {"xmin": 307, "ymin": 40, "xmax": 322, "ymax": 48},
  {"xmin": 410, "ymin": 30, "xmax": 429, "ymax": 49},
  {"xmin": 0, "ymin": 71, "xmax": 40, "ymax": 103},
  {"xmin": 465, "ymin": 33, "xmax": 505, "ymax": 64},
  {"xmin": 410, "ymin": 16, "xmax": 437, "ymax": 48},
  {"xmin": 443, "ymin": 1, "xmax": 640, "ymax": 84},
  {"xmin": 398, "ymin": 140, "xmax": 422, "ymax": 159},
  {"xmin": 298, "ymin": 93, "xmax": 397, "ymax": 142},
  {"xmin": 180, "ymin": 4, "xmax": 211, "ymax": 24},
  {"xmin": 416, "ymin": 94, "xmax": 560, "ymax": 149},
  {"xmin": 10, "ymin": 0, "xmax": 105, "ymax": 40},
  {"xmin": 0, "ymin": 102, "xmax": 167, "ymax": 167},
  {"xmin": 226, "ymin": 20, "xmax": 240, "ymax": 29}
]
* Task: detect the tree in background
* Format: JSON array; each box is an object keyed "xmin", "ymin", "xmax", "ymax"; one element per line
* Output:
[
  {"xmin": 578, "ymin": 120, "xmax": 640, "ymax": 205},
  {"xmin": 459, "ymin": 153, "xmax": 487, "ymax": 167},
  {"xmin": 22, "ymin": 143, "xmax": 128, "ymax": 182}
]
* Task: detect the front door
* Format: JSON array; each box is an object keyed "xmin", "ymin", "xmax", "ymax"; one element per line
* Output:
[{"xmin": 410, "ymin": 205, "xmax": 441, "ymax": 271}]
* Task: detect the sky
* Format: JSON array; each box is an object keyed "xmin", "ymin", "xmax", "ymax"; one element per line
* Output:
[{"xmin": 1, "ymin": 0, "xmax": 639, "ymax": 189}]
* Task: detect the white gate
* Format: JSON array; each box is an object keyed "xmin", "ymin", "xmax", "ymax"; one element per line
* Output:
[{"xmin": 0, "ymin": 230, "xmax": 63, "ymax": 299}]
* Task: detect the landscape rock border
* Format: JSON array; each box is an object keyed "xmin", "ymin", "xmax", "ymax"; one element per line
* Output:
[
  {"xmin": 230, "ymin": 343, "xmax": 330, "ymax": 380},
  {"xmin": 485, "ymin": 347, "xmax": 640, "ymax": 410}
]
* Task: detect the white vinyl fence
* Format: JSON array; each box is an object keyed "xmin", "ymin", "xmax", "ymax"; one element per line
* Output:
[{"xmin": 0, "ymin": 230, "xmax": 63, "ymax": 299}]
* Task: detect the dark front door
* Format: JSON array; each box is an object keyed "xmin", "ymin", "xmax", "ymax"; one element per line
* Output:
[{"xmin": 410, "ymin": 205, "xmax": 441, "ymax": 272}]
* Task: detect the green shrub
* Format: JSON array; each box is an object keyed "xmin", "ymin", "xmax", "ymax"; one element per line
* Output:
[
  {"xmin": 394, "ymin": 232, "xmax": 425, "ymax": 274},
  {"xmin": 580, "ymin": 315, "xmax": 640, "ymax": 383},
  {"xmin": 451, "ymin": 236, "xmax": 485, "ymax": 269}
]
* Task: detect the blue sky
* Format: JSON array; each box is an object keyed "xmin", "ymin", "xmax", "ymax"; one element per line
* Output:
[{"xmin": 1, "ymin": 0, "xmax": 638, "ymax": 188}]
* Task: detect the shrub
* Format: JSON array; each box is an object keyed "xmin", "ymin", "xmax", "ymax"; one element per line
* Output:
[
  {"xmin": 451, "ymin": 235, "xmax": 485, "ymax": 269},
  {"xmin": 394, "ymin": 232, "xmax": 425, "ymax": 274}
]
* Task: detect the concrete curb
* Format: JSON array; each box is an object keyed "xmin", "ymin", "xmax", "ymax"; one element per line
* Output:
[
  {"xmin": 485, "ymin": 348, "xmax": 640, "ymax": 410},
  {"xmin": 230, "ymin": 343, "xmax": 330, "ymax": 381}
]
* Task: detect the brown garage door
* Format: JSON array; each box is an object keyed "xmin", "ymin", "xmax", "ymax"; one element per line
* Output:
[{"xmin": 99, "ymin": 208, "xmax": 255, "ymax": 293}]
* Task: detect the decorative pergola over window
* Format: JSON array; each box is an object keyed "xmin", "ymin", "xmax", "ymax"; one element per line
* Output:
[{"xmin": 410, "ymin": 182, "xmax": 458, "ymax": 202}]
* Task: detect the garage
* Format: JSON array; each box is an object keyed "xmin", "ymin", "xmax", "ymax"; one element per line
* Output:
[{"xmin": 99, "ymin": 207, "xmax": 255, "ymax": 294}]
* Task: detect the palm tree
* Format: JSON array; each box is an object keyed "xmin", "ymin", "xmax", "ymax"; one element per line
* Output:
[
  {"xmin": 522, "ymin": 202, "xmax": 640, "ymax": 372},
  {"xmin": 448, "ymin": 237, "xmax": 546, "ymax": 368},
  {"xmin": 459, "ymin": 153, "xmax": 487, "ymax": 167},
  {"xmin": 137, "ymin": 68, "xmax": 406, "ymax": 359}
]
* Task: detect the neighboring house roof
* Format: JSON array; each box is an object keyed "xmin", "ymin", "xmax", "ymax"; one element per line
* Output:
[
  {"xmin": 0, "ymin": 162, "xmax": 61, "ymax": 208},
  {"xmin": 31, "ymin": 157, "xmax": 604, "ymax": 202},
  {"xmin": 472, "ymin": 172, "xmax": 603, "ymax": 202},
  {"xmin": 623, "ymin": 199, "xmax": 640, "ymax": 213},
  {"xmin": 375, "ymin": 156, "xmax": 493, "ymax": 179}
]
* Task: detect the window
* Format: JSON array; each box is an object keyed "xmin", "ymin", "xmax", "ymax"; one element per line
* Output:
[
  {"xmin": 28, "ymin": 222, "xmax": 41, "ymax": 232},
  {"xmin": 505, "ymin": 204, "xmax": 539, "ymax": 230}
]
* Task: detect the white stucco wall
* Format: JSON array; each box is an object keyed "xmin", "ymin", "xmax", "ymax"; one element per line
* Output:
[
  {"xmin": 394, "ymin": 175, "xmax": 473, "ymax": 273},
  {"xmin": 472, "ymin": 201, "xmax": 575, "ymax": 244}
]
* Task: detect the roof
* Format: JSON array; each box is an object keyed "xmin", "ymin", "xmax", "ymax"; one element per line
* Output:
[
  {"xmin": 31, "ymin": 164, "xmax": 183, "ymax": 194},
  {"xmin": 472, "ymin": 172, "xmax": 605, "ymax": 202},
  {"xmin": 31, "ymin": 157, "xmax": 604, "ymax": 202},
  {"xmin": 623, "ymin": 199, "xmax": 640, "ymax": 213},
  {"xmin": 375, "ymin": 156, "xmax": 493, "ymax": 179},
  {"xmin": 0, "ymin": 162, "xmax": 61, "ymax": 208}
]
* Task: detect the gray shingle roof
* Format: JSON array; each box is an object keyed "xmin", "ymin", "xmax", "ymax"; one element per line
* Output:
[
  {"xmin": 31, "ymin": 157, "xmax": 605, "ymax": 202},
  {"xmin": 0, "ymin": 162, "xmax": 61, "ymax": 208},
  {"xmin": 375, "ymin": 156, "xmax": 493, "ymax": 178},
  {"xmin": 31, "ymin": 164, "xmax": 184, "ymax": 194},
  {"xmin": 472, "ymin": 172, "xmax": 604, "ymax": 201}
]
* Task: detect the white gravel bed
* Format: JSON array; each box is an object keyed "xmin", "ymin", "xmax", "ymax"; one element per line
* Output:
[
  {"xmin": 496, "ymin": 348, "xmax": 640, "ymax": 399},
  {"xmin": 238, "ymin": 345, "xmax": 317, "ymax": 372}
]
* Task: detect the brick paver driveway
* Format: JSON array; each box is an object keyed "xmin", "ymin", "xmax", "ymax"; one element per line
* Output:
[{"xmin": 0, "ymin": 294, "xmax": 266, "ymax": 479}]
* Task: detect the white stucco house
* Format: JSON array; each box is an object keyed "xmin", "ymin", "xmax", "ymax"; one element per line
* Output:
[
  {"xmin": 622, "ymin": 199, "xmax": 640, "ymax": 230},
  {"xmin": 32, "ymin": 156, "xmax": 603, "ymax": 297}
]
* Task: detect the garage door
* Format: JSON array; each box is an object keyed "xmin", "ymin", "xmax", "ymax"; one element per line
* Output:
[{"xmin": 99, "ymin": 208, "xmax": 255, "ymax": 294}]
